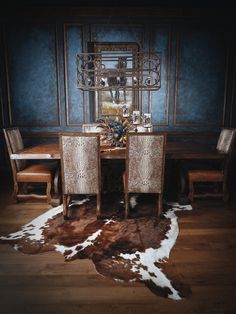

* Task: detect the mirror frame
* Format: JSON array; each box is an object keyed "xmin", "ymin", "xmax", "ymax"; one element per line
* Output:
[{"xmin": 89, "ymin": 42, "xmax": 140, "ymax": 120}]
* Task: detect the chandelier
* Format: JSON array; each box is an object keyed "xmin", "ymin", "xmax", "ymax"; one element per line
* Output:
[{"xmin": 76, "ymin": 51, "xmax": 161, "ymax": 91}]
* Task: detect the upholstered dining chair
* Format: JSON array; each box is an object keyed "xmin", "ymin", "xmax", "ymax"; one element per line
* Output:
[
  {"xmin": 82, "ymin": 123, "xmax": 112, "ymax": 192},
  {"xmin": 3, "ymin": 127, "xmax": 56, "ymax": 204},
  {"xmin": 187, "ymin": 128, "xmax": 236, "ymax": 202},
  {"xmin": 123, "ymin": 133, "xmax": 166, "ymax": 218},
  {"xmin": 60, "ymin": 133, "xmax": 101, "ymax": 219}
]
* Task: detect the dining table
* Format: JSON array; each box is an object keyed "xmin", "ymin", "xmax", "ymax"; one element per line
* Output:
[
  {"xmin": 10, "ymin": 140, "xmax": 225, "ymax": 205},
  {"xmin": 10, "ymin": 141, "xmax": 225, "ymax": 161}
]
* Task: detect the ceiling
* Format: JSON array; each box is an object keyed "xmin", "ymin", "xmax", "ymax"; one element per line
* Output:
[
  {"xmin": 0, "ymin": 0, "xmax": 235, "ymax": 24},
  {"xmin": 0, "ymin": 0, "xmax": 234, "ymax": 8}
]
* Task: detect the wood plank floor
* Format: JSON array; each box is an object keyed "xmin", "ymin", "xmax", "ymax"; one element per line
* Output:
[{"xmin": 0, "ymin": 185, "xmax": 236, "ymax": 314}]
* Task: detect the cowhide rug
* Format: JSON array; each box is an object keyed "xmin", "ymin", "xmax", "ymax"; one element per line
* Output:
[{"xmin": 0, "ymin": 194, "xmax": 192, "ymax": 300}]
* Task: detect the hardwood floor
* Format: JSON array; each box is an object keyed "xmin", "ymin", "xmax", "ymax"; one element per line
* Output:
[{"xmin": 0, "ymin": 181, "xmax": 236, "ymax": 313}]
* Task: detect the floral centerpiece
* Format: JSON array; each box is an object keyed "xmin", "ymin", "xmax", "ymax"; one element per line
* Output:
[{"xmin": 97, "ymin": 116, "xmax": 134, "ymax": 147}]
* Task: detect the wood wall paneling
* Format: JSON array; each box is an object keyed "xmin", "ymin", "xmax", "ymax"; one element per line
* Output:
[
  {"xmin": 4, "ymin": 23, "xmax": 60, "ymax": 128},
  {"xmin": 90, "ymin": 24, "xmax": 144, "ymax": 47},
  {"xmin": 150, "ymin": 25, "xmax": 170, "ymax": 127},
  {"xmin": 64, "ymin": 24, "xmax": 84, "ymax": 126},
  {"xmin": 0, "ymin": 19, "xmax": 232, "ymax": 132},
  {"xmin": 0, "ymin": 24, "xmax": 5, "ymax": 128},
  {"xmin": 0, "ymin": 138, "xmax": 9, "ymax": 173},
  {"xmin": 174, "ymin": 28, "xmax": 227, "ymax": 128},
  {"xmin": 229, "ymin": 50, "xmax": 236, "ymax": 128},
  {"xmin": 0, "ymin": 85, "xmax": 3, "ymax": 128}
]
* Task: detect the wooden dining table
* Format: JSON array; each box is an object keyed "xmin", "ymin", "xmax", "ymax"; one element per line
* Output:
[
  {"xmin": 10, "ymin": 141, "xmax": 225, "ymax": 160},
  {"xmin": 9, "ymin": 140, "xmax": 225, "ymax": 205}
]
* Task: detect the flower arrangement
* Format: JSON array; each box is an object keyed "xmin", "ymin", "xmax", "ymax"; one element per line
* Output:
[{"xmin": 97, "ymin": 116, "xmax": 134, "ymax": 147}]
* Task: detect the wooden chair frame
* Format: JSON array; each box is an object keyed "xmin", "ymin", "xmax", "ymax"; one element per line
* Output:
[
  {"xmin": 3, "ymin": 128, "xmax": 54, "ymax": 204},
  {"xmin": 188, "ymin": 128, "xmax": 236, "ymax": 202}
]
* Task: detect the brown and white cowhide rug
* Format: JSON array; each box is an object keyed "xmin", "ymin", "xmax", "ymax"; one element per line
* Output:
[{"xmin": 0, "ymin": 195, "xmax": 192, "ymax": 300}]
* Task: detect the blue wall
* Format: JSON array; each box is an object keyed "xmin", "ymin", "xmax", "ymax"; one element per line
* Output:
[
  {"xmin": 0, "ymin": 12, "xmax": 235, "ymax": 171},
  {"xmin": 5, "ymin": 23, "xmax": 60, "ymax": 127}
]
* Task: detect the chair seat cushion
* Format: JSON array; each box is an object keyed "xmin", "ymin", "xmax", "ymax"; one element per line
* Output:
[
  {"xmin": 188, "ymin": 170, "xmax": 224, "ymax": 182},
  {"xmin": 17, "ymin": 163, "xmax": 55, "ymax": 182}
]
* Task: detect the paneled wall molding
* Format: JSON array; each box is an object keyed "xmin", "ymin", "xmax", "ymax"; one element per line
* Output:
[
  {"xmin": 55, "ymin": 24, "xmax": 62, "ymax": 127},
  {"xmin": 90, "ymin": 23, "xmax": 144, "ymax": 49},
  {"xmin": 0, "ymin": 10, "xmax": 236, "ymax": 172},
  {"xmin": 63, "ymin": 23, "xmax": 85, "ymax": 126},
  {"xmin": 0, "ymin": 25, "xmax": 4, "ymax": 128},
  {"xmin": 230, "ymin": 69, "xmax": 236, "ymax": 127},
  {"xmin": 229, "ymin": 49, "xmax": 236, "ymax": 128},
  {"xmin": 150, "ymin": 24, "xmax": 171, "ymax": 127},
  {"xmin": 0, "ymin": 84, "xmax": 3, "ymax": 128},
  {"xmin": 0, "ymin": 16, "xmax": 235, "ymax": 133},
  {"xmin": 173, "ymin": 27, "xmax": 228, "ymax": 128},
  {"xmin": 222, "ymin": 46, "xmax": 230, "ymax": 127},
  {"xmin": 3, "ymin": 22, "xmax": 61, "ymax": 128},
  {"xmin": 2, "ymin": 23, "xmax": 12, "ymax": 126}
]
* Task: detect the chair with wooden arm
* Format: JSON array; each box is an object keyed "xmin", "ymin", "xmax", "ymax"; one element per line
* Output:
[
  {"xmin": 3, "ymin": 127, "xmax": 56, "ymax": 204},
  {"xmin": 187, "ymin": 128, "xmax": 236, "ymax": 202}
]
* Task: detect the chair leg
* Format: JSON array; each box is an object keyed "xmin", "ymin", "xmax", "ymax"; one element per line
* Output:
[
  {"xmin": 122, "ymin": 172, "xmax": 126, "ymax": 191},
  {"xmin": 188, "ymin": 180, "xmax": 194, "ymax": 203},
  {"xmin": 157, "ymin": 193, "xmax": 162, "ymax": 217},
  {"xmin": 223, "ymin": 180, "xmax": 229, "ymax": 202},
  {"xmin": 22, "ymin": 182, "xmax": 28, "ymax": 194},
  {"xmin": 125, "ymin": 192, "xmax": 129, "ymax": 219},
  {"xmin": 63, "ymin": 194, "xmax": 69, "ymax": 219},
  {"xmin": 53, "ymin": 167, "xmax": 60, "ymax": 197},
  {"xmin": 12, "ymin": 182, "xmax": 18, "ymax": 202},
  {"xmin": 179, "ymin": 169, "xmax": 187, "ymax": 195},
  {"xmin": 96, "ymin": 192, "xmax": 101, "ymax": 218},
  {"xmin": 46, "ymin": 182, "xmax": 51, "ymax": 204}
]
